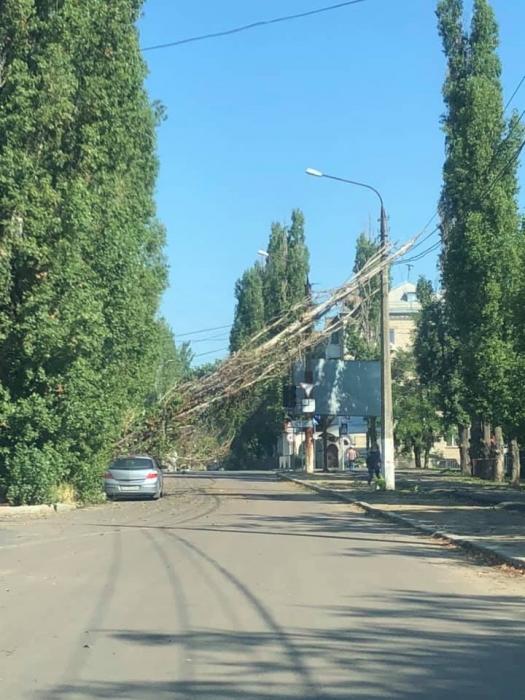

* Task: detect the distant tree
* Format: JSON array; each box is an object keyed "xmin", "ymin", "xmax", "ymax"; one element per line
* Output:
[
  {"xmin": 154, "ymin": 319, "xmax": 193, "ymax": 398},
  {"xmin": 345, "ymin": 231, "xmax": 381, "ymax": 361},
  {"xmin": 414, "ymin": 278, "xmax": 470, "ymax": 473},
  {"xmin": 393, "ymin": 349, "xmax": 444, "ymax": 469},
  {"xmin": 229, "ymin": 266, "xmax": 266, "ymax": 353},
  {"xmin": 225, "ymin": 210, "xmax": 310, "ymax": 467}
]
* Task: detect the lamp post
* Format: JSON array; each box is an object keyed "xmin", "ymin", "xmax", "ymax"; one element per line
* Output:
[{"xmin": 305, "ymin": 167, "xmax": 395, "ymax": 490}]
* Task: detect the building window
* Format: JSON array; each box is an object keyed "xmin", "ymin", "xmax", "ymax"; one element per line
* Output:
[
  {"xmin": 330, "ymin": 331, "xmax": 340, "ymax": 345},
  {"xmin": 389, "ymin": 329, "xmax": 396, "ymax": 345},
  {"xmin": 446, "ymin": 433, "xmax": 459, "ymax": 448}
]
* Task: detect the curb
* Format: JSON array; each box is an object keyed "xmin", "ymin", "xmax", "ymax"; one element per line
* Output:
[
  {"xmin": 0, "ymin": 503, "xmax": 76, "ymax": 516},
  {"xmin": 277, "ymin": 473, "xmax": 525, "ymax": 571}
]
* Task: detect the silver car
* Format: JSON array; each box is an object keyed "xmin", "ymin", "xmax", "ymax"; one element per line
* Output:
[{"xmin": 104, "ymin": 455, "xmax": 164, "ymax": 500}]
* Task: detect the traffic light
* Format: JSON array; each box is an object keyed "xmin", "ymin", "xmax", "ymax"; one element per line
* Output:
[{"xmin": 283, "ymin": 385, "xmax": 297, "ymax": 411}]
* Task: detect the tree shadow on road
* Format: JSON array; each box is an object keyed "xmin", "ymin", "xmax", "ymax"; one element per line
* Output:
[{"xmin": 43, "ymin": 590, "xmax": 525, "ymax": 699}]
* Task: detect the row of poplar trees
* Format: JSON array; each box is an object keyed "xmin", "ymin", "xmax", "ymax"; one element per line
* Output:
[
  {"xmin": 0, "ymin": 1, "xmax": 168, "ymax": 504},
  {"xmin": 414, "ymin": 0, "xmax": 525, "ymax": 482}
]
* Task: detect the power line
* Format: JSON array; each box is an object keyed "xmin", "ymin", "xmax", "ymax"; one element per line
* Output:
[
  {"xmin": 193, "ymin": 347, "xmax": 229, "ymax": 359},
  {"xmin": 177, "ymin": 324, "xmax": 232, "ymax": 338},
  {"xmin": 187, "ymin": 335, "xmax": 231, "ymax": 345},
  {"xmin": 505, "ymin": 73, "xmax": 525, "ymax": 112},
  {"xmin": 481, "ymin": 135, "xmax": 525, "ymax": 200},
  {"xmin": 398, "ymin": 239, "xmax": 441, "ymax": 266},
  {"xmin": 141, "ymin": 0, "xmax": 366, "ymax": 52},
  {"xmin": 395, "ymin": 133, "xmax": 525, "ymax": 268},
  {"xmin": 395, "ymin": 74, "xmax": 525, "ymax": 268}
]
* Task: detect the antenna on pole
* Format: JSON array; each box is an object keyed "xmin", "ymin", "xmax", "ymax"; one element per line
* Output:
[{"xmin": 406, "ymin": 264, "xmax": 414, "ymax": 281}]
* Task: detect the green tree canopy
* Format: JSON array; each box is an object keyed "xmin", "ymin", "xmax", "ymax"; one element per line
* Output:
[{"xmin": 0, "ymin": 1, "xmax": 167, "ymax": 504}]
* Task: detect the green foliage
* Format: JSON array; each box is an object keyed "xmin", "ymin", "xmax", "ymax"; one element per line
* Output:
[
  {"xmin": 414, "ymin": 277, "xmax": 468, "ymax": 431},
  {"xmin": 225, "ymin": 210, "xmax": 310, "ymax": 467},
  {"xmin": 0, "ymin": 1, "xmax": 167, "ymax": 504},
  {"xmin": 393, "ymin": 348, "xmax": 444, "ymax": 468},
  {"xmin": 345, "ymin": 231, "xmax": 381, "ymax": 361},
  {"xmin": 230, "ymin": 266, "xmax": 265, "ymax": 352},
  {"xmin": 437, "ymin": 0, "xmax": 523, "ymax": 430},
  {"xmin": 154, "ymin": 319, "xmax": 193, "ymax": 398}
]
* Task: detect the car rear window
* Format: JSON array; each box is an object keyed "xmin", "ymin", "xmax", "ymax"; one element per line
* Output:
[{"xmin": 111, "ymin": 458, "xmax": 154, "ymax": 470}]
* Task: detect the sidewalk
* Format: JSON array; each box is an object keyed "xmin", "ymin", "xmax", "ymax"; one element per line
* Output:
[{"xmin": 278, "ymin": 469, "xmax": 525, "ymax": 571}]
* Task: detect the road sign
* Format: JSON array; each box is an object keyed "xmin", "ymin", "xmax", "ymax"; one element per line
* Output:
[
  {"xmin": 291, "ymin": 419, "xmax": 314, "ymax": 429},
  {"xmin": 299, "ymin": 382, "xmax": 314, "ymax": 398},
  {"xmin": 301, "ymin": 398, "xmax": 316, "ymax": 413}
]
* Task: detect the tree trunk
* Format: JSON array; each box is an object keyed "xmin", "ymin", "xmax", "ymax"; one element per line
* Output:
[
  {"xmin": 322, "ymin": 423, "xmax": 329, "ymax": 472},
  {"xmin": 458, "ymin": 424, "xmax": 471, "ymax": 476},
  {"xmin": 471, "ymin": 418, "xmax": 492, "ymax": 479},
  {"xmin": 413, "ymin": 444, "xmax": 422, "ymax": 470},
  {"xmin": 510, "ymin": 438, "xmax": 521, "ymax": 488},
  {"xmin": 469, "ymin": 418, "xmax": 483, "ymax": 477},
  {"xmin": 493, "ymin": 426, "xmax": 505, "ymax": 483},
  {"xmin": 482, "ymin": 420, "xmax": 492, "ymax": 480},
  {"xmin": 368, "ymin": 417, "xmax": 378, "ymax": 448},
  {"xmin": 423, "ymin": 439, "xmax": 432, "ymax": 469}
]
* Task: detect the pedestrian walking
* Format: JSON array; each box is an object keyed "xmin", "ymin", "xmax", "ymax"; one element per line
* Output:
[
  {"xmin": 366, "ymin": 444, "xmax": 381, "ymax": 486},
  {"xmin": 347, "ymin": 447, "xmax": 357, "ymax": 471}
]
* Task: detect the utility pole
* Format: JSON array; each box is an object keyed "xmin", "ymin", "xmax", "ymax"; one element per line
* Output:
[
  {"xmin": 304, "ymin": 277, "xmax": 315, "ymax": 473},
  {"xmin": 380, "ymin": 205, "xmax": 395, "ymax": 490},
  {"xmin": 305, "ymin": 167, "xmax": 395, "ymax": 489}
]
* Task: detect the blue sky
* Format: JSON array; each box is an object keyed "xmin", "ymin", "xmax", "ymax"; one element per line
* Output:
[{"xmin": 139, "ymin": 0, "xmax": 525, "ymax": 362}]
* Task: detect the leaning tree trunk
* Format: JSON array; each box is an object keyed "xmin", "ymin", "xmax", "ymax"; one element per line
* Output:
[
  {"xmin": 510, "ymin": 438, "xmax": 521, "ymax": 488},
  {"xmin": 458, "ymin": 424, "xmax": 471, "ymax": 476},
  {"xmin": 493, "ymin": 426, "xmax": 505, "ymax": 483}
]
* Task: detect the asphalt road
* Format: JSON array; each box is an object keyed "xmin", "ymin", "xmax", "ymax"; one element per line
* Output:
[{"xmin": 1, "ymin": 473, "xmax": 524, "ymax": 700}]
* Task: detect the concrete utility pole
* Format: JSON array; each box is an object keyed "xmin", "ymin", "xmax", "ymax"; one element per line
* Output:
[
  {"xmin": 304, "ymin": 277, "xmax": 315, "ymax": 473},
  {"xmin": 379, "ymin": 204, "xmax": 395, "ymax": 490},
  {"xmin": 305, "ymin": 168, "xmax": 395, "ymax": 489}
]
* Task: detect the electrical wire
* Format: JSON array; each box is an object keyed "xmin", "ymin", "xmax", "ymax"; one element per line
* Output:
[
  {"xmin": 480, "ymin": 136, "xmax": 525, "ymax": 200},
  {"xmin": 187, "ymin": 335, "xmax": 231, "ymax": 345},
  {"xmin": 141, "ymin": 0, "xmax": 366, "ymax": 52},
  {"xmin": 193, "ymin": 347, "xmax": 229, "ymax": 359},
  {"xmin": 395, "ymin": 136, "xmax": 525, "ymax": 267},
  {"xmin": 176, "ymin": 324, "xmax": 232, "ymax": 338},
  {"xmin": 505, "ymin": 73, "xmax": 525, "ymax": 111},
  {"xmin": 395, "ymin": 74, "xmax": 525, "ymax": 268}
]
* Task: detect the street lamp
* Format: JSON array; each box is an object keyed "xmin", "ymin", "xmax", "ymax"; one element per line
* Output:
[{"xmin": 305, "ymin": 167, "xmax": 395, "ymax": 490}]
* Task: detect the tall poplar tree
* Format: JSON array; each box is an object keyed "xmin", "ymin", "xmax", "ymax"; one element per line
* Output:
[
  {"xmin": 226, "ymin": 210, "xmax": 310, "ymax": 467},
  {"xmin": 0, "ymin": 1, "xmax": 166, "ymax": 503},
  {"xmin": 437, "ymin": 0, "xmax": 523, "ymax": 479}
]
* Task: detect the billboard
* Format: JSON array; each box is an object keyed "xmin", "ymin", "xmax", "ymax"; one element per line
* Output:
[{"xmin": 293, "ymin": 359, "xmax": 380, "ymax": 417}]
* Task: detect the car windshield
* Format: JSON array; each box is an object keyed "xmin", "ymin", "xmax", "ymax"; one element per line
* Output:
[{"xmin": 111, "ymin": 458, "xmax": 154, "ymax": 471}]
